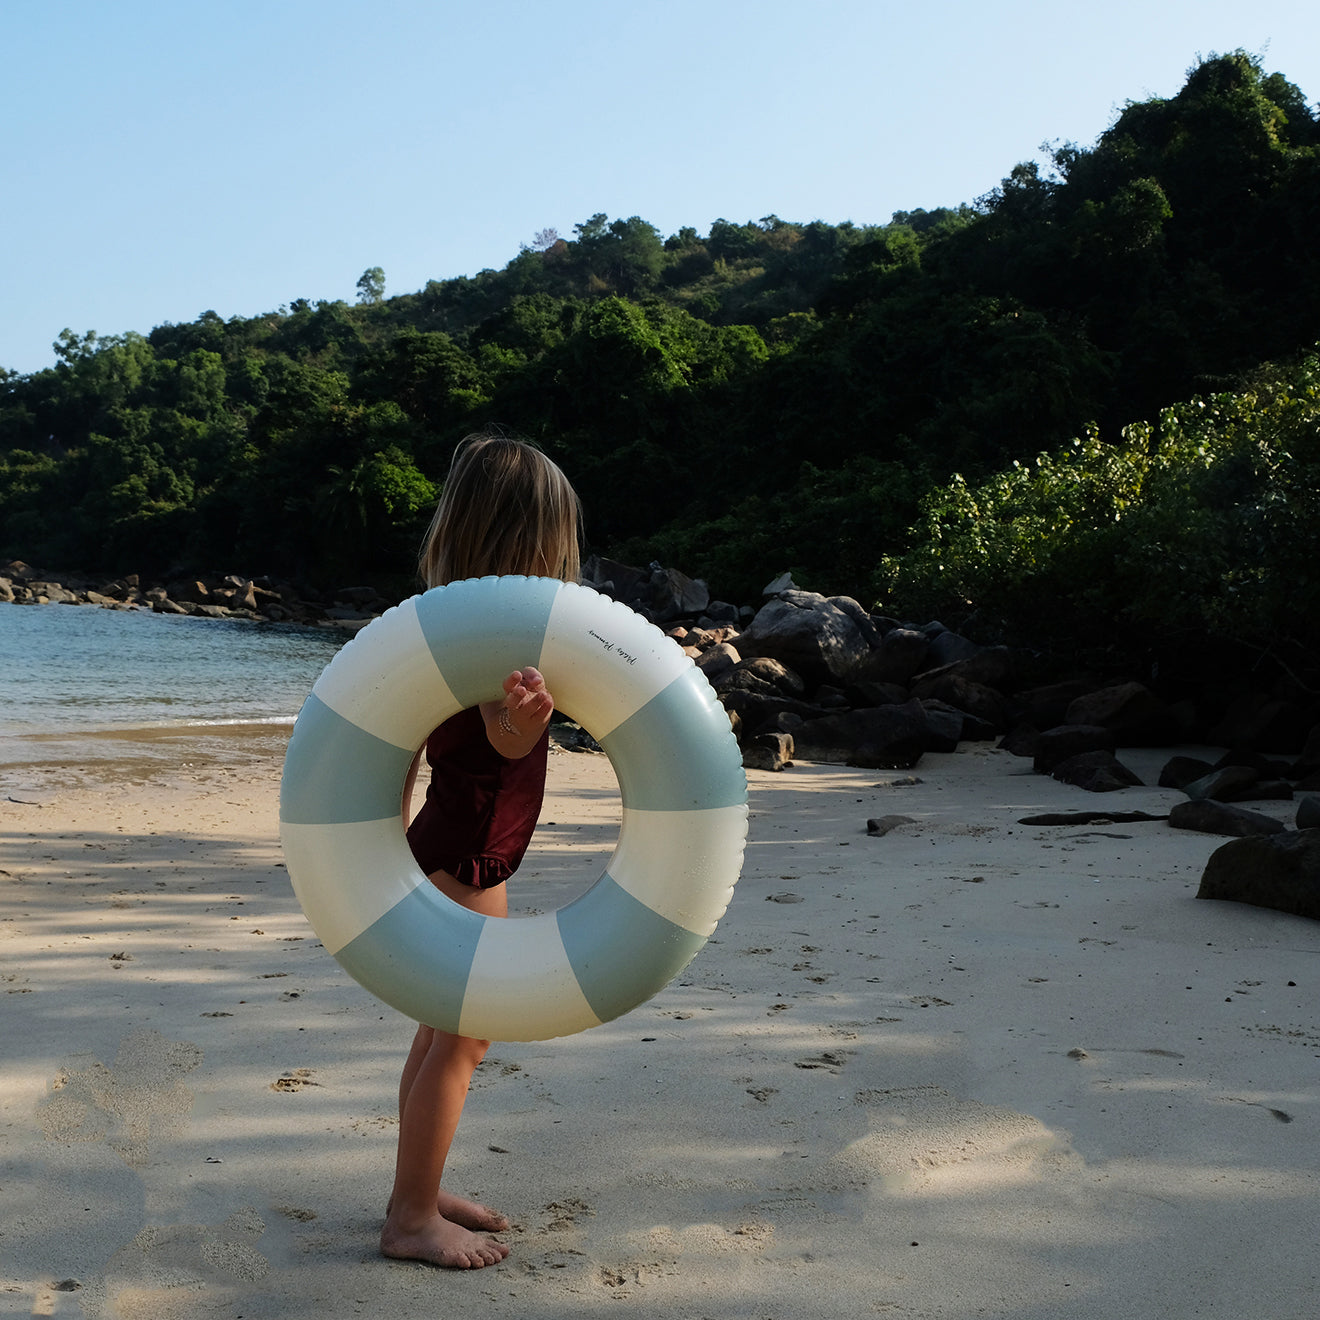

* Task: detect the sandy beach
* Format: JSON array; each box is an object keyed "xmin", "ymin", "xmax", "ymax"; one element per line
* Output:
[{"xmin": 2, "ymin": 728, "xmax": 1316, "ymax": 1319}]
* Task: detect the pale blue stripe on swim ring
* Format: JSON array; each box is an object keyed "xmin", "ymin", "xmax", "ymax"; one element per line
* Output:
[
  {"xmin": 335, "ymin": 885, "xmax": 486, "ymax": 1034},
  {"xmin": 557, "ymin": 874, "xmax": 706, "ymax": 1024},
  {"xmin": 280, "ymin": 693, "xmax": 417, "ymax": 825},
  {"xmin": 600, "ymin": 667, "xmax": 746, "ymax": 812},
  {"xmin": 415, "ymin": 576, "xmax": 562, "ymax": 708}
]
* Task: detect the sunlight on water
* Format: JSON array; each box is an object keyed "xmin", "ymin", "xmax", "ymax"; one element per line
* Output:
[{"xmin": 0, "ymin": 602, "xmax": 346, "ymax": 736}]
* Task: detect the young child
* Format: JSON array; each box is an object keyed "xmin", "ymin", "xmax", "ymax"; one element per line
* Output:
[{"xmin": 381, "ymin": 433, "xmax": 582, "ymax": 1269}]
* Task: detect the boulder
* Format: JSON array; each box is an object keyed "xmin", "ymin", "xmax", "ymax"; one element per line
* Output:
[
  {"xmin": 1063, "ymin": 681, "xmax": 1179, "ymax": 746},
  {"xmin": 924, "ymin": 628, "xmax": 983, "ymax": 669},
  {"xmin": 792, "ymin": 699, "xmax": 929, "ymax": 769},
  {"xmin": 743, "ymin": 732, "xmax": 794, "ymax": 772},
  {"xmin": 736, "ymin": 590, "xmax": 882, "ymax": 688},
  {"xmin": 1032, "ymin": 725, "xmax": 1116, "ymax": 774},
  {"xmin": 694, "ymin": 642, "xmax": 740, "ymax": 685},
  {"xmin": 26, "ymin": 581, "xmax": 79, "ymax": 604},
  {"xmin": 1050, "ymin": 750, "xmax": 1144, "ymax": 792},
  {"xmin": 720, "ymin": 689, "xmax": 824, "ymax": 741},
  {"xmin": 908, "ymin": 672, "xmax": 1010, "ymax": 731},
  {"xmin": 1168, "ymin": 800, "xmax": 1288, "ymax": 837},
  {"xmin": 849, "ymin": 627, "xmax": 930, "ymax": 685},
  {"xmin": 998, "ymin": 725, "xmax": 1042, "ymax": 758},
  {"xmin": 1197, "ymin": 830, "xmax": 1320, "ymax": 921},
  {"xmin": 1183, "ymin": 765, "xmax": 1264, "ymax": 803},
  {"xmin": 719, "ymin": 657, "xmax": 805, "ymax": 698},
  {"xmin": 911, "ymin": 644, "xmax": 1025, "ymax": 693},
  {"xmin": 1298, "ymin": 797, "xmax": 1320, "ymax": 830},
  {"xmin": 917, "ymin": 700, "xmax": 965, "ymax": 752},
  {"xmin": 645, "ymin": 563, "xmax": 710, "ymax": 623},
  {"xmin": 1158, "ymin": 755, "xmax": 1216, "ymax": 790},
  {"xmin": 1013, "ymin": 679, "xmax": 1099, "ymax": 731}
]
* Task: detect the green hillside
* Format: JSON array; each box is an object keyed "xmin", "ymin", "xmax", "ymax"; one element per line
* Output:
[{"xmin": 3, "ymin": 51, "xmax": 1318, "ymax": 671}]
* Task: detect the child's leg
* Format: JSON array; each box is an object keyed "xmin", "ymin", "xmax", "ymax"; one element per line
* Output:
[
  {"xmin": 381, "ymin": 873, "xmax": 511, "ymax": 1269},
  {"xmin": 394, "ymin": 1025, "xmax": 508, "ymax": 1231}
]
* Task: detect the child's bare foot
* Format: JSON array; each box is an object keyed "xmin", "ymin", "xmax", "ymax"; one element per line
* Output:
[
  {"xmin": 437, "ymin": 1188, "xmax": 509, "ymax": 1233},
  {"xmin": 385, "ymin": 1190, "xmax": 509, "ymax": 1232},
  {"xmin": 381, "ymin": 1211, "xmax": 509, "ymax": 1269}
]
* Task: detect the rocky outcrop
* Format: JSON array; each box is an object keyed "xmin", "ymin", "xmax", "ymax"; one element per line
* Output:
[{"xmin": 0, "ymin": 560, "xmax": 388, "ymax": 630}]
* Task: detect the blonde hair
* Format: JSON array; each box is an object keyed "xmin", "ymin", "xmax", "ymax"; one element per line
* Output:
[{"xmin": 419, "ymin": 433, "xmax": 582, "ymax": 588}]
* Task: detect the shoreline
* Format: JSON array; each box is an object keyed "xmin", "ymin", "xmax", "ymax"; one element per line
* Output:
[{"xmin": 2, "ymin": 735, "xmax": 1316, "ymax": 1317}]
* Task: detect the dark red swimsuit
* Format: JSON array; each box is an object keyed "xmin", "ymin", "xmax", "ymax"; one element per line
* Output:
[{"xmin": 405, "ymin": 706, "xmax": 549, "ymax": 888}]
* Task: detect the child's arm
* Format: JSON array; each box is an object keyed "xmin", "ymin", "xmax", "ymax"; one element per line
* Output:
[{"xmin": 479, "ymin": 666, "xmax": 554, "ymax": 759}]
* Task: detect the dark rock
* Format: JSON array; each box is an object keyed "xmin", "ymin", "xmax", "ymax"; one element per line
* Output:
[
  {"xmin": 998, "ymin": 724, "xmax": 1041, "ymax": 758},
  {"xmin": 1183, "ymin": 765, "xmax": 1262, "ymax": 802},
  {"xmin": 720, "ymin": 689, "xmax": 824, "ymax": 741},
  {"xmin": 1014, "ymin": 679, "xmax": 1099, "ymax": 731},
  {"xmin": 849, "ymin": 627, "xmax": 930, "ymax": 686},
  {"xmin": 743, "ymin": 732, "xmax": 794, "ymax": 772},
  {"xmin": 958, "ymin": 712, "xmax": 1001, "ymax": 742},
  {"xmin": 737, "ymin": 590, "xmax": 881, "ymax": 688},
  {"xmin": 151, "ymin": 597, "xmax": 189, "ymax": 615},
  {"xmin": 166, "ymin": 578, "xmax": 210, "ymax": 605},
  {"xmin": 845, "ymin": 679, "xmax": 910, "ymax": 709},
  {"xmin": 1197, "ymin": 830, "xmax": 1320, "ymax": 920},
  {"xmin": 1158, "ymin": 756, "xmax": 1216, "ymax": 790},
  {"xmin": 1050, "ymin": 750, "xmax": 1144, "ymax": 792},
  {"xmin": 866, "ymin": 815, "xmax": 915, "ymax": 836},
  {"xmin": 645, "ymin": 563, "xmax": 710, "ymax": 623},
  {"xmin": 1033, "ymin": 725, "xmax": 1117, "ymax": 774},
  {"xmin": 1064, "ymin": 681, "xmax": 1179, "ymax": 746},
  {"xmin": 908, "ymin": 673, "xmax": 1009, "ymax": 731},
  {"xmin": 1297, "ymin": 797, "xmax": 1320, "ymax": 830},
  {"xmin": 1244, "ymin": 781, "xmax": 1296, "ymax": 802},
  {"xmin": 910, "ymin": 645, "xmax": 1026, "ymax": 693},
  {"xmin": 793, "ymin": 699, "xmax": 929, "ymax": 769},
  {"xmin": 1169, "ymin": 800, "xmax": 1288, "ymax": 837},
  {"xmin": 1213, "ymin": 748, "xmax": 1294, "ymax": 778},
  {"xmin": 1018, "ymin": 810, "xmax": 1167, "ymax": 825},
  {"xmin": 925, "ymin": 630, "xmax": 983, "ymax": 669},
  {"xmin": 918, "ymin": 701, "xmax": 964, "ymax": 752}
]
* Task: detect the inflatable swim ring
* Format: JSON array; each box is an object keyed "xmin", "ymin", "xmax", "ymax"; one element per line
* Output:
[{"xmin": 279, "ymin": 576, "xmax": 748, "ymax": 1042}]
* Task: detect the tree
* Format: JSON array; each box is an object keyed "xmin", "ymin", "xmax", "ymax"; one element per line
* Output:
[{"xmin": 356, "ymin": 267, "xmax": 386, "ymax": 304}]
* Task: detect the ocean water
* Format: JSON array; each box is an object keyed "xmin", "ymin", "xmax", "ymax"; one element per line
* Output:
[{"xmin": 0, "ymin": 601, "xmax": 346, "ymax": 737}]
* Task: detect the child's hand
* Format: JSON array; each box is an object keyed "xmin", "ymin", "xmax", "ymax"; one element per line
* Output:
[{"xmin": 485, "ymin": 667, "xmax": 554, "ymax": 756}]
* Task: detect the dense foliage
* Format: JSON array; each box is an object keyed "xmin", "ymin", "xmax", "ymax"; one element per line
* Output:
[
  {"xmin": 879, "ymin": 350, "xmax": 1320, "ymax": 671},
  {"xmin": 3, "ymin": 52, "xmax": 1318, "ymax": 651}
]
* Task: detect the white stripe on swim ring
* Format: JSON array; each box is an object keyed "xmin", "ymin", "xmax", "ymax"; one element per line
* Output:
[{"xmin": 279, "ymin": 575, "xmax": 748, "ymax": 1042}]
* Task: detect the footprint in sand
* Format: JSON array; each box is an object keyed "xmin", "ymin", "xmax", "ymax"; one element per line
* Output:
[
  {"xmin": 794, "ymin": 1050, "xmax": 850, "ymax": 1074},
  {"xmin": 270, "ymin": 1068, "xmax": 321, "ymax": 1092},
  {"xmin": 38, "ymin": 1028, "xmax": 203, "ymax": 1168}
]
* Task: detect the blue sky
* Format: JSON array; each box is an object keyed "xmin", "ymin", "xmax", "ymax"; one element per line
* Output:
[{"xmin": 5, "ymin": 0, "xmax": 1318, "ymax": 375}]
